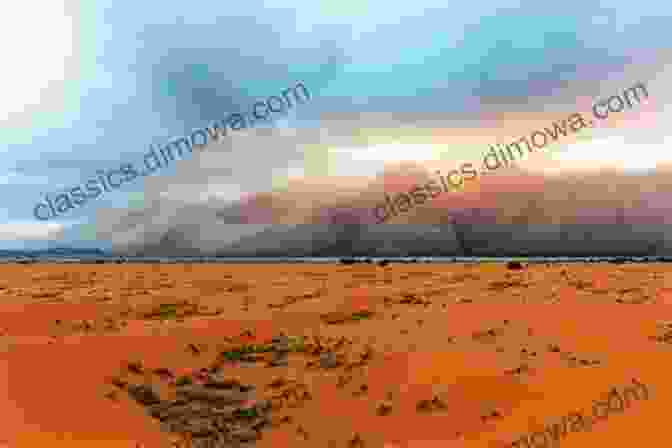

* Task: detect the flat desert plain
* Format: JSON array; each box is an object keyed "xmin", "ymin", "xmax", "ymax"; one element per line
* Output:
[{"xmin": 0, "ymin": 262, "xmax": 670, "ymax": 448}]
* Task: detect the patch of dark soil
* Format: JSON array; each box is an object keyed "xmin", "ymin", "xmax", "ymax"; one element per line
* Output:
[{"xmin": 120, "ymin": 368, "xmax": 273, "ymax": 447}]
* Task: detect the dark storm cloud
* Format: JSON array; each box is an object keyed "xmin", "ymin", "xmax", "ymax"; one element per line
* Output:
[{"xmin": 92, "ymin": 140, "xmax": 672, "ymax": 257}]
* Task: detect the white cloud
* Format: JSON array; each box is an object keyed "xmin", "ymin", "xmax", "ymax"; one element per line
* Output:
[
  {"xmin": 0, "ymin": 222, "xmax": 65, "ymax": 240},
  {"xmin": 543, "ymin": 134, "xmax": 672, "ymax": 172},
  {"xmin": 0, "ymin": 0, "xmax": 75, "ymax": 125},
  {"xmin": 333, "ymin": 142, "xmax": 442, "ymax": 163}
]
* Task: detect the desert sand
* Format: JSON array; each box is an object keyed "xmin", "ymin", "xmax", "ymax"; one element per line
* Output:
[{"xmin": 0, "ymin": 262, "xmax": 670, "ymax": 448}]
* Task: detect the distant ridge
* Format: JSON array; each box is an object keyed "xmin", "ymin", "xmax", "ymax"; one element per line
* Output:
[{"xmin": 0, "ymin": 248, "xmax": 109, "ymax": 258}]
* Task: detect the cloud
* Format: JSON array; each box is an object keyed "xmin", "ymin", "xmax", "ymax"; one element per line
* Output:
[
  {"xmin": 0, "ymin": 0, "xmax": 77, "ymax": 126},
  {"xmin": 90, "ymin": 123, "xmax": 672, "ymax": 257},
  {"xmin": 85, "ymin": 44, "xmax": 672, "ymax": 257},
  {"xmin": 0, "ymin": 222, "xmax": 65, "ymax": 241}
]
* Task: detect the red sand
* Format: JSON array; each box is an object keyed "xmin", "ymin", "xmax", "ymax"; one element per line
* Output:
[{"xmin": 0, "ymin": 263, "xmax": 669, "ymax": 447}]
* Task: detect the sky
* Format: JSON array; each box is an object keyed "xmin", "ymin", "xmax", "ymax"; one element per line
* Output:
[{"xmin": 2, "ymin": 0, "xmax": 672, "ymax": 254}]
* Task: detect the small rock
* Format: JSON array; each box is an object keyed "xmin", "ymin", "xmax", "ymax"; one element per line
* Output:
[
  {"xmin": 348, "ymin": 432, "xmax": 365, "ymax": 447},
  {"xmin": 504, "ymin": 364, "xmax": 530, "ymax": 375},
  {"xmin": 481, "ymin": 410, "xmax": 503, "ymax": 421},
  {"xmin": 240, "ymin": 354, "xmax": 264, "ymax": 363},
  {"xmin": 267, "ymin": 376, "xmax": 287, "ymax": 388},
  {"xmin": 360, "ymin": 346, "xmax": 374, "ymax": 361},
  {"xmin": 319, "ymin": 352, "xmax": 340, "ymax": 369},
  {"xmin": 376, "ymin": 400, "xmax": 393, "ymax": 416},
  {"xmin": 271, "ymin": 334, "xmax": 289, "ymax": 343},
  {"xmin": 266, "ymin": 357, "xmax": 289, "ymax": 367},
  {"xmin": 297, "ymin": 425, "xmax": 309, "ymax": 439},
  {"xmin": 274, "ymin": 415, "xmax": 292, "ymax": 425},
  {"xmin": 110, "ymin": 376, "xmax": 128, "ymax": 389},
  {"xmin": 153, "ymin": 367, "xmax": 174, "ymax": 378},
  {"xmin": 507, "ymin": 261, "xmax": 524, "ymax": 270},
  {"xmin": 431, "ymin": 395, "xmax": 447, "ymax": 410},
  {"xmin": 239, "ymin": 384, "xmax": 255, "ymax": 392},
  {"xmin": 416, "ymin": 399, "xmax": 433, "ymax": 412},
  {"xmin": 187, "ymin": 343, "xmax": 201, "ymax": 355},
  {"xmin": 208, "ymin": 364, "xmax": 223, "ymax": 374},
  {"xmin": 321, "ymin": 311, "xmax": 351, "ymax": 324},
  {"xmin": 127, "ymin": 361, "xmax": 144, "ymax": 374},
  {"xmin": 127, "ymin": 384, "xmax": 160, "ymax": 405},
  {"xmin": 336, "ymin": 375, "xmax": 352, "ymax": 388}
]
